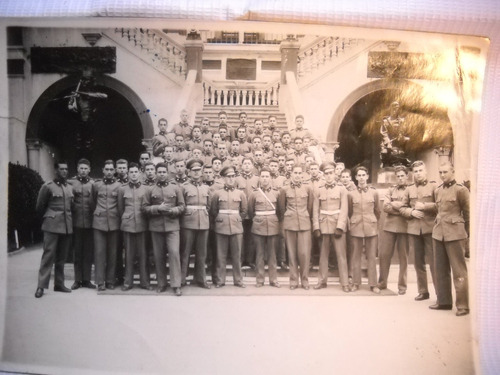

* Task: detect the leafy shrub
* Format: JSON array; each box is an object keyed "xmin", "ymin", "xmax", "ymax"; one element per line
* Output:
[{"xmin": 8, "ymin": 162, "xmax": 44, "ymax": 251}]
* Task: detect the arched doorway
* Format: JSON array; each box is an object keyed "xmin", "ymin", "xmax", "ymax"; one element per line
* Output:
[
  {"xmin": 26, "ymin": 75, "xmax": 153, "ymax": 177},
  {"xmin": 329, "ymin": 80, "xmax": 454, "ymax": 183}
]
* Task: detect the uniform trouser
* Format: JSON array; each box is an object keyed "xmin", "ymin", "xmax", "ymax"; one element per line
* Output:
[
  {"xmin": 208, "ymin": 229, "xmax": 217, "ymax": 280},
  {"xmin": 351, "ymin": 235, "xmax": 378, "ymax": 287},
  {"xmin": 276, "ymin": 230, "xmax": 287, "ymax": 264},
  {"xmin": 318, "ymin": 234, "xmax": 348, "ymax": 286},
  {"xmin": 37, "ymin": 232, "xmax": 72, "ymax": 289},
  {"xmin": 72, "ymin": 227, "xmax": 93, "ymax": 283},
  {"xmin": 215, "ymin": 233, "xmax": 243, "ymax": 285},
  {"xmin": 346, "ymin": 232, "xmax": 353, "ymax": 279},
  {"xmin": 254, "ymin": 234, "xmax": 278, "ymax": 284},
  {"xmin": 285, "ymin": 230, "xmax": 311, "ymax": 287},
  {"xmin": 116, "ymin": 232, "xmax": 124, "ymax": 283},
  {"xmin": 378, "ymin": 231, "xmax": 408, "ymax": 290},
  {"xmin": 433, "ymin": 239, "xmax": 469, "ymax": 310},
  {"xmin": 242, "ymin": 219, "xmax": 255, "ymax": 264},
  {"xmin": 181, "ymin": 229, "xmax": 208, "ymax": 284},
  {"xmin": 94, "ymin": 229, "xmax": 119, "ymax": 286},
  {"xmin": 123, "ymin": 232, "xmax": 150, "ymax": 288},
  {"xmin": 151, "ymin": 231, "xmax": 181, "ymax": 288},
  {"xmin": 311, "ymin": 234, "xmax": 321, "ymax": 266},
  {"xmin": 410, "ymin": 233, "xmax": 437, "ymax": 294}
]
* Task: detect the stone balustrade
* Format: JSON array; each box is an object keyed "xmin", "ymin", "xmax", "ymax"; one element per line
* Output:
[{"xmin": 202, "ymin": 82, "xmax": 280, "ymax": 106}]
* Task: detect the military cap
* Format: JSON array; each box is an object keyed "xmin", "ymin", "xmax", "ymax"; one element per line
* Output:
[
  {"xmin": 220, "ymin": 166, "xmax": 237, "ymax": 177},
  {"xmin": 186, "ymin": 159, "xmax": 204, "ymax": 171},
  {"xmin": 320, "ymin": 161, "xmax": 336, "ymax": 173}
]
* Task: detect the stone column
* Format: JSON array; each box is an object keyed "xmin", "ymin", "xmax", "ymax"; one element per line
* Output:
[
  {"xmin": 321, "ymin": 142, "xmax": 340, "ymax": 163},
  {"xmin": 280, "ymin": 36, "xmax": 300, "ymax": 84},
  {"xmin": 185, "ymin": 30, "xmax": 204, "ymax": 83},
  {"xmin": 26, "ymin": 138, "xmax": 42, "ymax": 173}
]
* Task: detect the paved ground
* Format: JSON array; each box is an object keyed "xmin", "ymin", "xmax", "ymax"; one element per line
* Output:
[{"xmin": 0, "ymin": 245, "xmax": 474, "ymax": 375}]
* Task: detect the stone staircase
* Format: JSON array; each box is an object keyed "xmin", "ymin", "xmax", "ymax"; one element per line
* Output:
[{"xmin": 194, "ymin": 105, "xmax": 289, "ymax": 131}]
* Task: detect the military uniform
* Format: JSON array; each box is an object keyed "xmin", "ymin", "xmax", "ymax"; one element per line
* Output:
[
  {"xmin": 248, "ymin": 186, "xmax": 281, "ymax": 286},
  {"xmin": 117, "ymin": 181, "xmax": 150, "ymax": 289},
  {"xmin": 161, "ymin": 159, "xmax": 177, "ymax": 180},
  {"xmin": 312, "ymin": 182, "xmax": 349, "ymax": 287},
  {"xmin": 277, "ymin": 181, "xmax": 314, "ymax": 289},
  {"xmin": 152, "ymin": 131, "xmax": 174, "ymax": 157},
  {"xmin": 347, "ymin": 186, "xmax": 381, "ymax": 289},
  {"xmin": 432, "ymin": 180, "xmax": 470, "ymax": 312},
  {"xmin": 180, "ymin": 180, "xmax": 210, "ymax": 286},
  {"xmin": 186, "ymin": 137, "xmax": 204, "ymax": 151},
  {"xmin": 142, "ymin": 180, "xmax": 185, "ymax": 290},
  {"xmin": 91, "ymin": 177, "xmax": 122, "ymax": 289},
  {"xmin": 400, "ymin": 180, "xmax": 438, "ymax": 296},
  {"xmin": 174, "ymin": 147, "xmax": 190, "ymax": 162},
  {"xmin": 172, "ymin": 122, "xmax": 193, "ymax": 139},
  {"xmin": 68, "ymin": 176, "xmax": 94, "ymax": 287},
  {"xmin": 210, "ymin": 184, "xmax": 247, "ymax": 286},
  {"xmin": 378, "ymin": 184, "xmax": 409, "ymax": 293},
  {"xmin": 36, "ymin": 178, "xmax": 74, "ymax": 290}
]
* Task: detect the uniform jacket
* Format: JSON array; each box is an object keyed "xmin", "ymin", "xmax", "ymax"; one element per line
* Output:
[
  {"xmin": 36, "ymin": 179, "xmax": 73, "ymax": 234},
  {"xmin": 186, "ymin": 138, "xmax": 204, "ymax": 151},
  {"xmin": 247, "ymin": 186, "xmax": 281, "ymax": 236},
  {"xmin": 180, "ymin": 180, "xmax": 210, "ymax": 230},
  {"xmin": 172, "ymin": 122, "xmax": 193, "ymax": 139},
  {"xmin": 432, "ymin": 180, "xmax": 470, "ymax": 242},
  {"xmin": 117, "ymin": 182, "xmax": 148, "ymax": 233},
  {"xmin": 382, "ymin": 184, "xmax": 408, "ymax": 233},
  {"xmin": 142, "ymin": 181, "xmax": 185, "ymax": 232},
  {"xmin": 152, "ymin": 132, "xmax": 173, "ymax": 156},
  {"xmin": 210, "ymin": 185, "xmax": 247, "ymax": 235},
  {"xmin": 277, "ymin": 182, "xmax": 314, "ymax": 231},
  {"xmin": 91, "ymin": 178, "xmax": 122, "ymax": 231},
  {"xmin": 236, "ymin": 172, "xmax": 260, "ymax": 219},
  {"xmin": 347, "ymin": 186, "xmax": 381, "ymax": 237},
  {"xmin": 68, "ymin": 176, "xmax": 93, "ymax": 228},
  {"xmin": 312, "ymin": 183, "xmax": 348, "ymax": 233},
  {"xmin": 271, "ymin": 174, "xmax": 287, "ymax": 189},
  {"xmin": 400, "ymin": 180, "xmax": 438, "ymax": 235}
]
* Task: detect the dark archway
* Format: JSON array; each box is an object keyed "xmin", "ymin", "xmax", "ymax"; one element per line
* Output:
[
  {"xmin": 26, "ymin": 75, "xmax": 153, "ymax": 177},
  {"xmin": 333, "ymin": 83, "xmax": 454, "ymax": 182}
]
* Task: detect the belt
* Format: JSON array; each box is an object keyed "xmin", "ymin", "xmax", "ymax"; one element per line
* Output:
[
  {"xmin": 187, "ymin": 205, "xmax": 206, "ymax": 210},
  {"xmin": 320, "ymin": 209, "xmax": 340, "ymax": 215},
  {"xmin": 255, "ymin": 210, "xmax": 276, "ymax": 216},
  {"xmin": 219, "ymin": 209, "xmax": 239, "ymax": 214}
]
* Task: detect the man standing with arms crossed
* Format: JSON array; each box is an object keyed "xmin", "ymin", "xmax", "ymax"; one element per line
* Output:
[
  {"xmin": 35, "ymin": 161, "xmax": 74, "ymax": 298},
  {"xmin": 68, "ymin": 158, "xmax": 96, "ymax": 290},
  {"xmin": 429, "ymin": 162, "xmax": 470, "ymax": 316},
  {"xmin": 400, "ymin": 160, "xmax": 438, "ymax": 301}
]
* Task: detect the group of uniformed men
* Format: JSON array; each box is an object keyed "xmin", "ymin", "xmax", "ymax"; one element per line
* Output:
[{"xmin": 34, "ymin": 110, "xmax": 470, "ymax": 316}]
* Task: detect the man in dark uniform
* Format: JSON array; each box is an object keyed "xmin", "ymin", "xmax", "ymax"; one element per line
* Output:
[
  {"xmin": 347, "ymin": 166, "xmax": 381, "ymax": 294},
  {"xmin": 378, "ymin": 165, "xmax": 409, "ymax": 295},
  {"xmin": 400, "ymin": 160, "xmax": 438, "ymax": 301},
  {"xmin": 35, "ymin": 161, "xmax": 74, "ymax": 298},
  {"xmin": 114, "ymin": 159, "xmax": 128, "ymax": 286},
  {"xmin": 312, "ymin": 162, "xmax": 349, "ymax": 292},
  {"xmin": 277, "ymin": 165, "xmax": 314, "ymax": 290},
  {"xmin": 117, "ymin": 163, "xmax": 152, "ymax": 291},
  {"xmin": 172, "ymin": 109, "xmax": 193, "ymax": 139},
  {"xmin": 151, "ymin": 118, "xmax": 172, "ymax": 160},
  {"xmin": 161, "ymin": 146, "xmax": 177, "ymax": 179},
  {"xmin": 247, "ymin": 168, "xmax": 281, "ymax": 288},
  {"xmin": 210, "ymin": 166, "xmax": 247, "ymax": 288},
  {"xmin": 430, "ymin": 162, "xmax": 470, "ymax": 316},
  {"xmin": 68, "ymin": 158, "xmax": 96, "ymax": 290},
  {"xmin": 142, "ymin": 162, "xmax": 185, "ymax": 296},
  {"xmin": 180, "ymin": 159, "xmax": 211, "ymax": 289},
  {"xmin": 91, "ymin": 160, "xmax": 122, "ymax": 291}
]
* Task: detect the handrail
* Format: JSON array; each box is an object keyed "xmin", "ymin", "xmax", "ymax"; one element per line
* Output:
[{"xmin": 202, "ymin": 80, "xmax": 281, "ymax": 106}]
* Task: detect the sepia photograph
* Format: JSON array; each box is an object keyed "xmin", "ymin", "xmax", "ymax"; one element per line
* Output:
[{"xmin": 0, "ymin": 1, "xmax": 498, "ymax": 374}]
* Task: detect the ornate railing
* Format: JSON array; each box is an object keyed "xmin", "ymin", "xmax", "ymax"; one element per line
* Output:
[
  {"xmin": 202, "ymin": 81, "xmax": 280, "ymax": 106},
  {"xmin": 200, "ymin": 31, "xmax": 287, "ymax": 45},
  {"xmin": 297, "ymin": 37, "xmax": 363, "ymax": 79},
  {"xmin": 114, "ymin": 28, "xmax": 187, "ymax": 77}
]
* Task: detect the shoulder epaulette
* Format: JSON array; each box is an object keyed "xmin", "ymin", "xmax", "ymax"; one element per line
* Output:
[
  {"xmin": 46, "ymin": 181, "xmax": 54, "ymax": 185},
  {"xmin": 94, "ymin": 178, "xmax": 102, "ymax": 182},
  {"xmin": 437, "ymin": 183, "xmax": 444, "ymax": 188},
  {"xmin": 407, "ymin": 183, "xmax": 415, "ymax": 187},
  {"xmin": 369, "ymin": 186, "xmax": 377, "ymax": 190},
  {"xmin": 429, "ymin": 180, "xmax": 437, "ymax": 184}
]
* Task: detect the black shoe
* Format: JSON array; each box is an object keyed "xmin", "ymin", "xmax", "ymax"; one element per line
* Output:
[
  {"xmin": 215, "ymin": 283, "xmax": 225, "ymax": 288},
  {"xmin": 54, "ymin": 285, "xmax": 71, "ymax": 293},
  {"xmin": 71, "ymin": 281, "xmax": 82, "ymax": 290},
  {"xmin": 157, "ymin": 286, "xmax": 168, "ymax": 293},
  {"xmin": 290, "ymin": 285, "xmax": 298, "ymax": 290},
  {"xmin": 105, "ymin": 283, "xmax": 115, "ymax": 290},
  {"xmin": 279, "ymin": 262, "xmax": 289, "ymax": 270},
  {"xmin": 398, "ymin": 289, "xmax": 406, "ymax": 295},
  {"xmin": 371, "ymin": 286, "xmax": 381, "ymax": 294},
  {"xmin": 197, "ymin": 282, "xmax": 211, "ymax": 289},
  {"xmin": 313, "ymin": 283, "xmax": 327, "ymax": 290},
  {"xmin": 350, "ymin": 284, "xmax": 359, "ymax": 292},
  {"xmin": 302, "ymin": 284, "xmax": 310, "ymax": 290},
  {"xmin": 35, "ymin": 288, "xmax": 44, "ymax": 298},
  {"xmin": 97, "ymin": 284, "xmax": 106, "ymax": 292},
  {"xmin": 82, "ymin": 281, "xmax": 97, "ymax": 289},
  {"xmin": 140, "ymin": 285, "xmax": 155, "ymax": 291},
  {"xmin": 342, "ymin": 286, "xmax": 350, "ymax": 293},
  {"xmin": 174, "ymin": 287, "xmax": 182, "ymax": 296},
  {"xmin": 255, "ymin": 283, "xmax": 264, "ymax": 288},
  {"xmin": 270, "ymin": 281, "xmax": 281, "ymax": 288},
  {"xmin": 415, "ymin": 293, "xmax": 430, "ymax": 301},
  {"xmin": 248, "ymin": 263, "xmax": 256, "ymax": 270},
  {"xmin": 456, "ymin": 308, "xmax": 470, "ymax": 316},
  {"xmin": 121, "ymin": 285, "xmax": 133, "ymax": 291},
  {"xmin": 429, "ymin": 303, "xmax": 453, "ymax": 310},
  {"xmin": 234, "ymin": 282, "xmax": 246, "ymax": 288}
]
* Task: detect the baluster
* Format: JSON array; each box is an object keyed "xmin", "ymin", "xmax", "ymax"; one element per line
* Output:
[
  {"xmin": 244, "ymin": 90, "xmax": 249, "ymax": 105},
  {"xmin": 209, "ymin": 86, "xmax": 214, "ymax": 105},
  {"xmin": 258, "ymin": 91, "xmax": 262, "ymax": 106},
  {"xmin": 238, "ymin": 90, "xmax": 243, "ymax": 106},
  {"xmin": 250, "ymin": 90, "xmax": 255, "ymax": 106}
]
